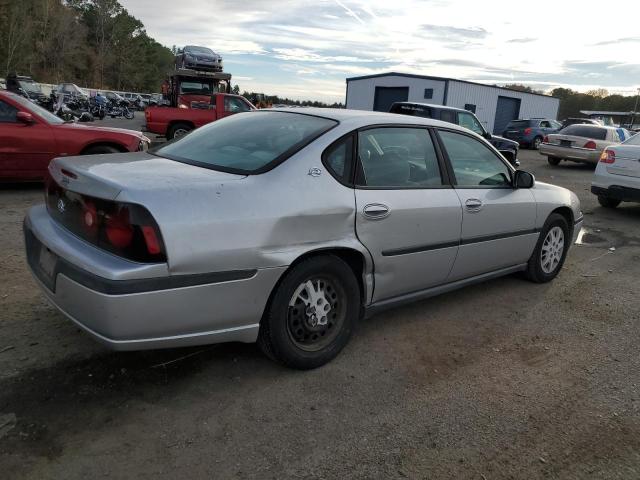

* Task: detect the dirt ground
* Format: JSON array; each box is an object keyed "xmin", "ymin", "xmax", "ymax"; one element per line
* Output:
[{"xmin": 1, "ymin": 144, "xmax": 640, "ymax": 479}]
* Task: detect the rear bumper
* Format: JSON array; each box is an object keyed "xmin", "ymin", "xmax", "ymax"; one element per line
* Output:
[
  {"xmin": 591, "ymin": 185, "xmax": 640, "ymax": 202},
  {"xmin": 539, "ymin": 144, "xmax": 600, "ymax": 163},
  {"xmin": 24, "ymin": 205, "xmax": 285, "ymax": 350}
]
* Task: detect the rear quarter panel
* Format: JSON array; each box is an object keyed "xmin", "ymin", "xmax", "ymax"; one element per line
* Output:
[{"xmin": 114, "ymin": 123, "xmax": 373, "ymax": 291}]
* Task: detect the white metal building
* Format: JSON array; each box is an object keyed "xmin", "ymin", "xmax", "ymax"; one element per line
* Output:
[{"xmin": 345, "ymin": 72, "xmax": 560, "ymax": 134}]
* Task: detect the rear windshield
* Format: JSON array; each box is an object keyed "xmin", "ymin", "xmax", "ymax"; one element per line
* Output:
[
  {"xmin": 390, "ymin": 103, "xmax": 433, "ymax": 118},
  {"xmin": 155, "ymin": 111, "xmax": 338, "ymax": 174},
  {"xmin": 179, "ymin": 81, "xmax": 213, "ymax": 95},
  {"xmin": 559, "ymin": 125, "xmax": 607, "ymax": 140},
  {"xmin": 623, "ymin": 132, "xmax": 640, "ymax": 145},
  {"xmin": 506, "ymin": 120, "xmax": 531, "ymax": 128}
]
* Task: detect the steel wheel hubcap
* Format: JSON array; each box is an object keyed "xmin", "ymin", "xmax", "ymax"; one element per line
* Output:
[
  {"xmin": 541, "ymin": 226, "xmax": 565, "ymax": 274},
  {"xmin": 174, "ymin": 129, "xmax": 189, "ymax": 138},
  {"xmin": 287, "ymin": 277, "xmax": 344, "ymax": 351}
]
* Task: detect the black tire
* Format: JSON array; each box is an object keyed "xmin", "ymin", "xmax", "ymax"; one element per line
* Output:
[
  {"xmin": 83, "ymin": 145, "xmax": 120, "ymax": 155},
  {"xmin": 524, "ymin": 213, "xmax": 570, "ymax": 283},
  {"xmin": 167, "ymin": 122, "xmax": 192, "ymax": 140},
  {"xmin": 532, "ymin": 136, "xmax": 543, "ymax": 150},
  {"xmin": 258, "ymin": 255, "xmax": 360, "ymax": 369},
  {"xmin": 598, "ymin": 195, "xmax": 621, "ymax": 208},
  {"xmin": 547, "ymin": 156, "xmax": 561, "ymax": 166}
]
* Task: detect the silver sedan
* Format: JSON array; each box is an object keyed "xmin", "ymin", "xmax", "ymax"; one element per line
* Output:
[{"xmin": 24, "ymin": 109, "xmax": 583, "ymax": 369}]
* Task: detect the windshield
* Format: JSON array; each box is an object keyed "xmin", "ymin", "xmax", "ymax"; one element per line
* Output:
[
  {"xmin": 9, "ymin": 93, "xmax": 64, "ymax": 124},
  {"xmin": 155, "ymin": 111, "xmax": 337, "ymax": 174},
  {"xmin": 179, "ymin": 81, "xmax": 214, "ymax": 95},
  {"xmin": 187, "ymin": 46, "xmax": 214, "ymax": 54},
  {"xmin": 623, "ymin": 132, "xmax": 640, "ymax": 145},
  {"xmin": 18, "ymin": 80, "xmax": 42, "ymax": 94}
]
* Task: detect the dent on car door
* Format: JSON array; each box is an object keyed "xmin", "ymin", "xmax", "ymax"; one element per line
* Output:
[
  {"xmin": 437, "ymin": 129, "xmax": 537, "ymax": 280},
  {"xmin": 0, "ymin": 99, "xmax": 55, "ymax": 179},
  {"xmin": 352, "ymin": 127, "xmax": 462, "ymax": 302}
]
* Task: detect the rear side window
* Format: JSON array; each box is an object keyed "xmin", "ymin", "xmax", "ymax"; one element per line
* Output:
[
  {"xmin": 0, "ymin": 100, "xmax": 17, "ymax": 122},
  {"xmin": 323, "ymin": 135, "xmax": 353, "ymax": 184},
  {"xmin": 389, "ymin": 103, "xmax": 432, "ymax": 118},
  {"xmin": 356, "ymin": 128, "xmax": 442, "ymax": 188},
  {"xmin": 560, "ymin": 125, "xmax": 607, "ymax": 140},
  {"xmin": 439, "ymin": 130, "xmax": 511, "ymax": 187},
  {"xmin": 155, "ymin": 111, "xmax": 337, "ymax": 174},
  {"xmin": 440, "ymin": 110, "xmax": 455, "ymax": 123}
]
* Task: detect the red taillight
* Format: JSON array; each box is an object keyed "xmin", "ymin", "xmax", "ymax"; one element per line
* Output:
[
  {"xmin": 141, "ymin": 225, "xmax": 162, "ymax": 255},
  {"xmin": 524, "ymin": 127, "xmax": 532, "ymax": 135},
  {"xmin": 600, "ymin": 149, "xmax": 615, "ymax": 164},
  {"xmin": 584, "ymin": 140, "xmax": 597, "ymax": 150},
  {"xmin": 106, "ymin": 207, "xmax": 134, "ymax": 248},
  {"xmin": 543, "ymin": 135, "xmax": 549, "ymax": 143}
]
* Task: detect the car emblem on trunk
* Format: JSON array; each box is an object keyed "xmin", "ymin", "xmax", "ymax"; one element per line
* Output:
[
  {"xmin": 57, "ymin": 199, "xmax": 66, "ymax": 213},
  {"xmin": 308, "ymin": 167, "xmax": 322, "ymax": 177}
]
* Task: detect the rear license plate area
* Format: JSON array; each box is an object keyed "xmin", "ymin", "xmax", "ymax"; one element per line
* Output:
[
  {"xmin": 560, "ymin": 140, "xmax": 572, "ymax": 147},
  {"xmin": 38, "ymin": 245, "xmax": 58, "ymax": 289}
]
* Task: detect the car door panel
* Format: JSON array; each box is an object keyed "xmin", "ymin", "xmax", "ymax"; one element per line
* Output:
[
  {"xmin": 352, "ymin": 127, "xmax": 462, "ymax": 302},
  {"xmin": 356, "ymin": 189, "xmax": 462, "ymax": 301},
  {"xmin": 449, "ymin": 188, "xmax": 537, "ymax": 280},
  {"xmin": 437, "ymin": 129, "xmax": 538, "ymax": 281}
]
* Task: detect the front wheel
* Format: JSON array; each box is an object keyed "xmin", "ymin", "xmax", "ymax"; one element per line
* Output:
[
  {"xmin": 258, "ymin": 255, "xmax": 360, "ymax": 369},
  {"xmin": 524, "ymin": 213, "xmax": 570, "ymax": 283},
  {"xmin": 598, "ymin": 195, "xmax": 621, "ymax": 208},
  {"xmin": 547, "ymin": 156, "xmax": 561, "ymax": 166},
  {"xmin": 124, "ymin": 109, "xmax": 134, "ymax": 120}
]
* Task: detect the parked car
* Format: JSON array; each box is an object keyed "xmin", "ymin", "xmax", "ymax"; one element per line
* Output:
[
  {"xmin": 0, "ymin": 78, "xmax": 5, "ymax": 90},
  {"xmin": 540, "ymin": 124, "xmax": 631, "ymax": 166},
  {"xmin": 592, "ymin": 132, "xmax": 640, "ymax": 208},
  {"xmin": 502, "ymin": 118, "xmax": 563, "ymax": 149},
  {"xmin": 389, "ymin": 102, "xmax": 520, "ymax": 167},
  {"xmin": 5, "ymin": 75, "xmax": 47, "ymax": 104},
  {"xmin": 105, "ymin": 91, "xmax": 127, "ymax": 104},
  {"xmin": 0, "ymin": 91, "xmax": 149, "ymax": 181},
  {"xmin": 175, "ymin": 45, "xmax": 223, "ymax": 72},
  {"xmin": 24, "ymin": 108, "xmax": 582, "ymax": 369},
  {"xmin": 561, "ymin": 118, "xmax": 601, "ymax": 129}
]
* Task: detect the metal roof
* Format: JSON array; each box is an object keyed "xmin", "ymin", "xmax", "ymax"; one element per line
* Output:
[
  {"xmin": 580, "ymin": 110, "xmax": 639, "ymax": 116},
  {"xmin": 346, "ymin": 72, "xmax": 556, "ymax": 99}
]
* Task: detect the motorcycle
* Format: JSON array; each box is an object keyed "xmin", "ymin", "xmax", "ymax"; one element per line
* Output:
[
  {"xmin": 106, "ymin": 98, "xmax": 135, "ymax": 119},
  {"xmin": 89, "ymin": 97, "xmax": 106, "ymax": 120}
]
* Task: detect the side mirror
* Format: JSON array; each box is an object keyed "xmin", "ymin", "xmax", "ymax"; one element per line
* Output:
[
  {"xmin": 514, "ymin": 170, "xmax": 535, "ymax": 189},
  {"xmin": 16, "ymin": 112, "xmax": 35, "ymax": 125}
]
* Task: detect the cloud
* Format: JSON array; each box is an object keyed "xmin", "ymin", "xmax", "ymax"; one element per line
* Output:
[
  {"xmin": 507, "ymin": 37, "xmax": 537, "ymax": 43},
  {"xmin": 593, "ymin": 36, "xmax": 640, "ymax": 46},
  {"xmin": 419, "ymin": 24, "xmax": 487, "ymax": 39}
]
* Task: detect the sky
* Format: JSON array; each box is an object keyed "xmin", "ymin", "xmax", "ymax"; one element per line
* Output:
[{"xmin": 121, "ymin": 0, "xmax": 640, "ymax": 103}]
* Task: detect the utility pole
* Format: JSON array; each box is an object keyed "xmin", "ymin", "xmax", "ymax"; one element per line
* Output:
[{"xmin": 633, "ymin": 87, "xmax": 640, "ymax": 127}]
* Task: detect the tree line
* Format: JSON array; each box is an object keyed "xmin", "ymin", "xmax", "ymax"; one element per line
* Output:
[{"xmin": 0, "ymin": 0, "xmax": 174, "ymax": 92}]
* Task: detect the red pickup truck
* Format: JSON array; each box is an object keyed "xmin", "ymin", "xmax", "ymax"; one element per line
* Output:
[{"xmin": 144, "ymin": 93, "xmax": 255, "ymax": 140}]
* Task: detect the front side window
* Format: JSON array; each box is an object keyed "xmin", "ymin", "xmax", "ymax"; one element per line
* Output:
[
  {"xmin": 440, "ymin": 110, "xmax": 455, "ymax": 124},
  {"xmin": 458, "ymin": 112, "xmax": 485, "ymax": 135},
  {"xmin": 439, "ymin": 130, "xmax": 511, "ymax": 187},
  {"xmin": 356, "ymin": 128, "xmax": 442, "ymax": 188},
  {"xmin": 155, "ymin": 111, "xmax": 337, "ymax": 174},
  {"xmin": 0, "ymin": 100, "xmax": 17, "ymax": 122},
  {"xmin": 7, "ymin": 93, "xmax": 63, "ymax": 124},
  {"xmin": 224, "ymin": 96, "xmax": 251, "ymax": 113}
]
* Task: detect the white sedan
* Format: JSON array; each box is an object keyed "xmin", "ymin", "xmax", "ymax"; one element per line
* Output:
[{"xmin": 592, "ymin": 133, "xmax": 640, "ymax": 208}]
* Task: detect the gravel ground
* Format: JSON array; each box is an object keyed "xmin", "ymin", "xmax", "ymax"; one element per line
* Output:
[{"xmin": 1, "ymin": 144, "xmax": 639, "ymax": 479}]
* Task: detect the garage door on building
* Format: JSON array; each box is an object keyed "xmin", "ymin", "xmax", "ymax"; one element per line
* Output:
[
  {"xmin": 493, "ymin": 96, "xmax": 521, "ymax": 134},
  {"xmin": 373, "ymin": 87, "xmax": 409, "ymax": 112}
]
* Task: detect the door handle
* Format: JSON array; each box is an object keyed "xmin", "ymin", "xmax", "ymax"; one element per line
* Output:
[
  {"xmin": 465, "ymin": 198, "xmax": 483, "ymax": 212},
  {"xmin": 363, "ymin": 203, "xmax": 390, "ymax": 219}
]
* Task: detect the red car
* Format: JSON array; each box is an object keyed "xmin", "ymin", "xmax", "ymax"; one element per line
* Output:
[{"xmin": 0, "ymin": 91, "xmax": 149, "ymax": 181}]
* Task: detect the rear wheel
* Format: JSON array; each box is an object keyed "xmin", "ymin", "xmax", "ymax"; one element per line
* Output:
[
  {"xmin": 598, "ymin": 195, "xmax": 621, "ymax": 208},
  {"xmin": 258, "ymin": 255, "xmax": 360, "ymax": 369},
  {"xmin": 168, "ymin": 122, "xmax": 192, "ymax": 140},
  {"xmin": 524, "ymin": 213, "xmax": 570, "ymax": 283},
  {"xmin": 532, "ymin": 136, "xmax": 543, "ymax": 149},
  {"xmin": 547, "ymin": 156, "xmax": 561, "ymax": 166},
  {"xmin": 83, "ymin": 145, "xmax": 120, "ymax": 155}
]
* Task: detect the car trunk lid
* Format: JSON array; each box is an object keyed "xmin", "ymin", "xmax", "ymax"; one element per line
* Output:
[
  {"xmin": 606, "ymin": 145, "xmax": 640, "ymax": 178},
  {"xmin": 49, "ymin": 151, "xmax": 246, "ymax": 200}
]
